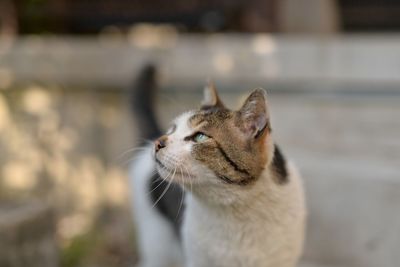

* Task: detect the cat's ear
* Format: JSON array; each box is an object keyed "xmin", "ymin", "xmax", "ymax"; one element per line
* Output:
[
  {"xmin": 237, "ymin": 88, "xmax": 270, "ymax": 139},
  {"xmin": 201, "ymin": 80, "xmax": 225, "ymax": 110}
]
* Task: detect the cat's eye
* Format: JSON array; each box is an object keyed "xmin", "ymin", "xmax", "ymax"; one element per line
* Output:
[{"xmin": 192, "ymin": 132, "xmax": 209, "ymax": 143}]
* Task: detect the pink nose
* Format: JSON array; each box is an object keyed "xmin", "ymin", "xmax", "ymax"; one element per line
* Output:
[{"xmin": 155, "ymin": 135, "xmax": 167, "ymax": 152}]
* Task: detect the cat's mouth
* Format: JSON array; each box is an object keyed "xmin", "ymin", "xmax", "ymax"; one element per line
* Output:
[
  {"xmin": 155, "ymin": 157, "xmax": 168, "ymax": 170},
  {"xmin": 155, "ymin": 157, "xmax": 185, "ymax": 177}
]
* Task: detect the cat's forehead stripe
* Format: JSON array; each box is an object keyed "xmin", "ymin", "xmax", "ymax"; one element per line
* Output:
[
  {"xmin": 188, "ymin": 113, "xmax": 205, "ymax": 127},
  {"xmin": 188, "ymin": 108, "xmax": 232, "ymax": 128},
  {"xmin": 188, "ymin": 113, "xmax": 211, "ymax": 129}
]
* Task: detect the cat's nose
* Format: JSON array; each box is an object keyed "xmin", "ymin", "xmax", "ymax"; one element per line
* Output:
[{"xmin": 155, "ymin": 135, "xmax": 167, "ymax": 153}]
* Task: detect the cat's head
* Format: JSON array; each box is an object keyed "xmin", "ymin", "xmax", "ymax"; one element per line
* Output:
[{"xmin": 154, "ymin": 83, "xmax": 273, "ymax": 197}]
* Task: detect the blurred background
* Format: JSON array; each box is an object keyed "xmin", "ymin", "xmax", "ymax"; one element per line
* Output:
[{"xmin": 0, "ymin": 0, "xmax": 399, "ymax": 267}]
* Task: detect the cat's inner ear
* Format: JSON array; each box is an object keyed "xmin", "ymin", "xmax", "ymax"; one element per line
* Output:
[
  {"xmin": 201, "ymin": 81, "xmax": 225, "ymax": 110},
  {"xmin": 237, "ymin": 88, "xmax": 270, "ymax": 139}
]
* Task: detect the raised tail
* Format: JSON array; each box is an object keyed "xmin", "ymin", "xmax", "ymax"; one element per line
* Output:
[{"xmin": 130, "ymin": 64, "xmax": 163, "ymax": 142}]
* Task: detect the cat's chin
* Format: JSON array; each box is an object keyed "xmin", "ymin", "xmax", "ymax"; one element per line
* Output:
[{"xmin": 155, "ymin": 159, "xmax": 194, "ymax": 185}]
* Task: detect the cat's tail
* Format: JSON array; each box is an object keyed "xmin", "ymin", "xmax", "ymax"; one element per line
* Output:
[{"xmin": 130, "ymin": 64, "xmax": 163, "ymax": 142}]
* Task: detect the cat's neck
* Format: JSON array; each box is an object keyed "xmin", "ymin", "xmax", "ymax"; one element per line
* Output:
[
  {"xmin": 183, "ymin": 161, "xmax": 305, "ymax": 267},
  {"xmin": 187, "ymin": 167, "xmax": 285, "ymax": 218}
]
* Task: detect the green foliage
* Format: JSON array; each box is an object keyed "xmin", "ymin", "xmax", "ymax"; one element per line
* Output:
[{"xmin": 61, "ymin": 231, "xmax": 100, "ymax": 267}]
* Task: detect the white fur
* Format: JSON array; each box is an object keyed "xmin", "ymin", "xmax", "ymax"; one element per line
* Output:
[
  {"xmin": 155, "ymin": 111, "xmax": 218, "ymax": 188},
  {"xmin": 130, "ymin": 111, "xmax": 306, "ymax": 267},
  {"xmin": 183, "ymin": 161, "xmax": 306, "ymax": 267},
  {"xmin": 129, "ymin": 147, "xmax": 183, "ymax": 267}
]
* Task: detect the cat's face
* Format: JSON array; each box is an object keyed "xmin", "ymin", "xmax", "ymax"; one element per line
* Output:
[{"xmin": 154, "ymin": 84, "xmax": 273, "ymax": 192}]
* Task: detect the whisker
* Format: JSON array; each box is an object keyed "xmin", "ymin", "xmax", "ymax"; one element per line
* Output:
[
  {"xmin": 147, "ymin": 177, "xmax": 165, "ymax": 195},
  {"xmin": 152, "ymin": 167, "xmax": 176, "ymax": 208},
  {"xmin": 153, "ymin": 158, "xmax": 176, "ymax": 208},
  {"xmin": 182, "ymin": 162, "xmax": 194, "ymax": 193},
  {"xmin": 117, "ymin": 146, "xmax": 149, "ymax": 160},
  {"xmin": 150, "ymin": 174, "xmax": 162, "ymax": 184},
  {"xmin": 146, "ymin": 164, "xmax": 172, "ymax": 196},
  {"xmin": 118, "ymin": 154, "xmax": 149, "ymax": 167},
  {"xmin": 176, "ymin": 164, "xmax": 186, "ymax": 220}
]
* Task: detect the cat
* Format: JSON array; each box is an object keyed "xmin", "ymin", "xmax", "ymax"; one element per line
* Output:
[{"xmin": 129, "ymin": 64, "xmax": 306, "ymax": 267}]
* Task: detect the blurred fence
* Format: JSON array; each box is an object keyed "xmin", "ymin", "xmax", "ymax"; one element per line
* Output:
[{"xmin": 2, "ymin": 34, "xmax": 400, "ymax": 91}]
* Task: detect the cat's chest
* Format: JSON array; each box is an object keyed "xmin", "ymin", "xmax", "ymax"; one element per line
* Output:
[{"xmin": 182, "ymin": 202, "xmax": 275, "ymax": 267}]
